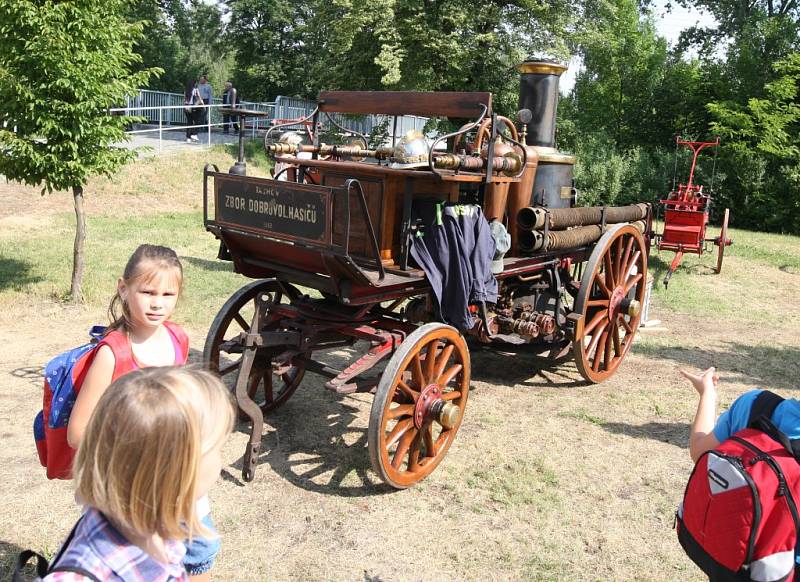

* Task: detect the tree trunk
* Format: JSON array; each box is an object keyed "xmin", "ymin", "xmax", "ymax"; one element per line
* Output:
[{"xmin": 69, "ymin": 185, "xmax": 86, "ymax": 303}]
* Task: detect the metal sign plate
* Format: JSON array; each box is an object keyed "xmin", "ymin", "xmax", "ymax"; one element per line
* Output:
[{"xmin": 214, "ymin": 174, "xmax": 333, "ymax": 246}]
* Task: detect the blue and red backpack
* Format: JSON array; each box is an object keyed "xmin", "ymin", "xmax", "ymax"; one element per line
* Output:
[
  {"xmin": 677, "ymin": 390, "xmax": 800, "ymax": 582},
  {"xmin": 34, "ymin": 322, "xmax": 189, "ymax": 480},
  {"xmin": 33, "ymin": 326, "xmax": 107, "ymax": 480}
]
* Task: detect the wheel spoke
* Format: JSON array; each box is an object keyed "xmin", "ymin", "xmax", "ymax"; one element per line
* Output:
[
  {"xmin": 424, "ymin": 339, "xmax": 441, "ymax": 385},
  {"xmin": 219, "ymin": 361, "xmax": 239, "ymax": 376},
  {"xmin": 586, "ymin": 321, "xmax": 607, "ymax": 358},
  {"xmin": 423, "ymin": 423, "xmax": 436, "ymax": 457},
  {"xmin": 624, "ymin": 250, "xmax": 642, "ymax": 281},
  {"xmin": 386, "ymin": 418, "xmax": 413, "ymax": 449},
  {"xmin": 613, "ymin": 237, "xmax": 623, "ymax": 285},
  {"xmin": 623, "ymin": 273, "xmax": 643, "ymax": 294},
  {"xmin": 387, "ymin": 404, "xmax": 414, "ymax": 419},
  {"xmin": 612, "ymin": 318, "xmax": 622, "ymax": 357},
  {"xmin": 234, "ymin": 313, "xmax": 249, "ymax": 331},
  {"xmin": 592, "ymin": 328, "xmax": 609, "ymax": 372},
  {"xmin": 596, "ymin": 273, "xmax": 612, "ymax": 298},
  {"xmin": 439, "ymin": 363, "xmax": 463, "ymax": 387},
  {"xmin": 264, "ymin": 369, "xmax": 273, "ymax": 403},
  {"xmin": 397, "ymin": 378, "xmax": 419, "ymax": 402},
  {"xmin": 408, "ymin": 431, "xmax": 423, "ymax": 471},
  {"xmin": 434, "ymin": 344, "xmax": 454, "ymax": 382},
  {"xmin": 391, "ymin": 428, "xmax": 417, "ymax": 469},
  {"xmin": 587, "ymin": 299, "xmax": 610, "ymax": 308},
  {"xmin": 620, "ymin": 317, "xmax": 634, "ymax": 334},
  {"xmin": 603, "ymin": 328, "xmax": 613, "ymax": 370},
  {"xmin": 412, "ymin": 354, "xmax": 424, "ymax": 389},
  {"xmin": 603, "ymin": 252, "xmax": 615, "ymax": 288},
  {"xmin": 440, "ymin": 390, "xmax": 462, "ymax": 402},
  {"xmin": 583, "ymin": 310, "xmax": 608, "ymax": 338},
  {"xmin": 620, "ymin": 236, "xmax": 634, "ymax": 279}
]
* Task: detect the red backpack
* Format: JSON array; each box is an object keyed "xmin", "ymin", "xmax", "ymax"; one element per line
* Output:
[
  {"xmin": 677, "ymin": 391, "xmax": 800, "ymax": 582},
  {"xmin": 34, "ymin": 322, "xmax": 189, "ymax": 479}
]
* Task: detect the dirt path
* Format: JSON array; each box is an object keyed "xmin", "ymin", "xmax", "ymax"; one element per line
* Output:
[
  {"xmin": 2, "ymin": 293, "xmax": 797, "ymax": 581},
  {"xmin": 1, "ymin": 169, "xmax": 798, "ymax": 580}
]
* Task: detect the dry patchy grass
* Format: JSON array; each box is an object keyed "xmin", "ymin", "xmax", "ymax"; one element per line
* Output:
[{"xmin": 1, "ymin": 151, "xmax": 799, "ymax": 581}]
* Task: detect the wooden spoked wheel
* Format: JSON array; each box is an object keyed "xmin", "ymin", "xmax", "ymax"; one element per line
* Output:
[
  {"xmin": 368, "ymin": 323, "xmax": 470, "ymax": 489},
  {"xmin": 204, "ymin": 279, "xmax": 305, "ymax": 414},
  {"xmin": 716, "ymin": 208, "xmax": 730, "ymax": 274},
  {"xmin": 572, "ymin": 224, "xmax": 648, "ymax": 383}
]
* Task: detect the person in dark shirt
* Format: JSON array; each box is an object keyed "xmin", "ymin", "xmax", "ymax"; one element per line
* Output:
[{"xmin": 221, "ymin": 82, "xmax": 239, "ymax": 134}]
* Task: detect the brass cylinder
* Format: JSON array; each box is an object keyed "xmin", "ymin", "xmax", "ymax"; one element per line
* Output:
[
  {"xmin": 484, "ymin": 181, "xmax": 511, "ymax": 222},
  {"xmin": 507, "ymin": 145, "xmax": 539, "ymax": 255}
]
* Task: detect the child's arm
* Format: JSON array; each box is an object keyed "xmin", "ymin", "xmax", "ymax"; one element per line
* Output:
[
  {"xmin": 679, "ymin": 367, "xmax": 721, "ymax": 462},
  {"xmin": 67, "ymin": 345, "xmax": 115, "ymax": 448}
]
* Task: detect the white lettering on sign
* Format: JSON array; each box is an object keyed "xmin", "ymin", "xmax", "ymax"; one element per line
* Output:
[
  {"xmin": 244, "ymin": 197, "xmax": 318, "ymax": 224},
  {"xmin": 224, "ymin": 195, "xmax": 246, "ymax": 210}
]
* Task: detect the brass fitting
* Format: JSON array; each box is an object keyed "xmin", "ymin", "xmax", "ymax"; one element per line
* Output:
[
  {"xmin": 621, "ymin": 298, "xmax": 641, "ymax": 317},
  {"xmin": 437, "ymin": 401, "xmax": 461, "ymax": 429}
]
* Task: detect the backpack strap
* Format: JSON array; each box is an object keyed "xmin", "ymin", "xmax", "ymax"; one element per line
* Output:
[
  {"xmin": 747, "ymin": 390, "xmax": 784, "ymax": 427},
  {"xmin": 13, "ymin": 515, "xmax": 100, "ymax": 582},
  {"xmin": 98, "ymin": 330, "xmax": 134, "ymax": 379},
  {"xmin": 748, "ymin": 390, "xmax": 800, "ymax": 461},
  {"xmin": 12, "ymin": 550, "xmax": 48, "ymax": 581}
]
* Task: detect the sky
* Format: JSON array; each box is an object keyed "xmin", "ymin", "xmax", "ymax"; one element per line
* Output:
[{"xmin": 559, "ymin": 2, "xmax": 717, "ymax": 93}]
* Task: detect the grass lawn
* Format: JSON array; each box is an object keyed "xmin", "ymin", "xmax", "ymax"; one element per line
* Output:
[{"xmin": 1, "ymin": 147, "xmax": 797, "ymax": 581}]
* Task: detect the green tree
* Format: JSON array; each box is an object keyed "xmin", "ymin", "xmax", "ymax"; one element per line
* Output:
[
  {"xmin": 225, "ymin": 0, "xmax": 574, "ymax": 113},
  {"xmin": 131, "ymin": 0, "xmax": 233, "ymax": 95},
  {"xmin": 0, "ymin": 0, "xmax": 160, "ymax": 301},
  {"xmin": 709, "ymin": 52, "xmax": 800, "ymax": 231},
  {"xmin": 567, "ymin": 0, "xmax": 668, "ymax": 149}
]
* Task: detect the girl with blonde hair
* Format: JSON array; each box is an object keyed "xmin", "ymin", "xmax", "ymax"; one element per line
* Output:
[
  {"xmin": 43, "ymin": 366, "xmax": 234, "ymax": 581},
  {"xmin": 62, "ymin": 245, "xmax": 224, "ymax": 578}
]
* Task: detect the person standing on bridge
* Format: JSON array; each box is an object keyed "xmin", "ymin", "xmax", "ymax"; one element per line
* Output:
[
  {"xmin": 221, "ymin": 81, "xmax": 238, "ymax": 134},
  {"xmin": 197, "ymin": 75, "xmax": 213, "ymax": 129},
  {"xmin": 183, "ymin": 80, "xmax": 203, "ymax": 143}
]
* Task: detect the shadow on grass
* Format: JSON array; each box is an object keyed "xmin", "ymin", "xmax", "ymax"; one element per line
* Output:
[
  {"xmin": 180, "ymin": 255, "xmax": 233, "ymax": 273},
  {"xmin": 218, "ymin": 347, "xmax": 396, "ymax": 497},
  {"xmin": 648, "ymin": 253, "xmax": 717, "ymax": 285},
  {"xmin": 470, "ymin": 342, "xmax": 590, "ymax": 389},
  {"xmin": 638, "ymin": 341, "xmax": 800, "ymax": 393},
  {"xmin": 0, "ymin": 540, "xmax": 32, "ymax": 581},
  {"xmin": 0, "ymin": 258, "xmax": 42, "ymax": 292},
  {"xmin": 602, "ymin": 421, "xmax": 690, "ymax": 448}
]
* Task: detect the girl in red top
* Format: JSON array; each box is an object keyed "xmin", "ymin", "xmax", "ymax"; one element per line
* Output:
[
  {"xmin": 68, "ymin": 244, "xmax": 188, "ymax": 447},
  {"xmin": 65, "ymin": 245, "xmax": 220, "ymax": 580}
]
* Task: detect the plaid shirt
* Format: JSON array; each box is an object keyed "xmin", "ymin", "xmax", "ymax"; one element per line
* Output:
[{"xmin": 42, "ymin": 508, "xmax": 188, "ymax": 581}]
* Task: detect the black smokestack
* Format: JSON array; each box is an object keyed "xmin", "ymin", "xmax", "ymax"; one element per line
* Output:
[{"xmin": 516, "ymin": 59, "xmax": 567, "ymax": 148}]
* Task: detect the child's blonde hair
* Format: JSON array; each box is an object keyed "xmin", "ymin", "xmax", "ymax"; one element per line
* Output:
[
  {"xmin": 108, "ymin": 244, "xmax": 183, "ymax": 333},
  {"xmin": 73, "ymin": 366, "xmax": 234, "ymax": 541}
]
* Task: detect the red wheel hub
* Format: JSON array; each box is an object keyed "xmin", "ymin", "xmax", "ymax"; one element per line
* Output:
[
  {"xmin": 414, "ymin": 384, "xmax": 442, "ymax": 429},
  {"xmin": 608, "ymin": 286, "xmax": 626, "ymax": 320}
]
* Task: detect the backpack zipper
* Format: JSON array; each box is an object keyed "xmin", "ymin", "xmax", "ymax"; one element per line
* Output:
[
  {"xmin": 715, "ymin": 451, "xmax": 761, "ymax": 566},
  {"xmin": 731, "ymin": 437, "xmax": 800, "ymax": 561}
]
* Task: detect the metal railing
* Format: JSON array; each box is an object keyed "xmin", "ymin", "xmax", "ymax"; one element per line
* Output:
[{"xmin": 117, "ymin": 89, "xmax": 430, "ymax": 152}]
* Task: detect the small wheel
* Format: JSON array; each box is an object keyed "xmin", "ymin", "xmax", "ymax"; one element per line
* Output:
[
  {"xmin": 716, "ymin": 208, "xmax": 730, "ymax": 274},
  {"xmin": 204, "ymin": 279, "xmax": 305, "ymax": 413},
  {"xmin": 368, "ymin": 323, "xmax": 470, "ymax": 489},
  {"xmin": 572, "ymin": 224, "xmax": 647, "ymax": 383}
]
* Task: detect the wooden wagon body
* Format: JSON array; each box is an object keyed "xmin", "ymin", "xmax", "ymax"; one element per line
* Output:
[{"xmin": 203, "ymin": 69, "xmax": 654, "ymax": 488}]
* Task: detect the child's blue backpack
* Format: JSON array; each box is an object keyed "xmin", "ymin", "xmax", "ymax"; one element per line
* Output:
[{"xmin": 34, "ymin": 326, "xmax": 106, "ymax": 479}]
